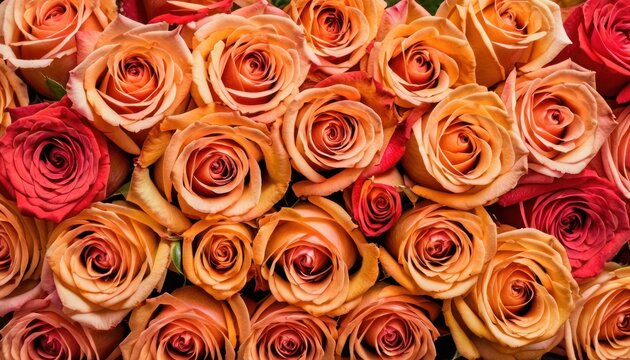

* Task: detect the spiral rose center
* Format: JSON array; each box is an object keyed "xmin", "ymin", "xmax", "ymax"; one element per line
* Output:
[
  {"xmin": 40, "ymin": 139, "xmax": 74, "ymax": 174},
  {"xmin": 318, "ymin": 8, "xmax": 345, "ymax": 37},
  {"xmin": 209, "ymin": 238, "xmax": 237, "ymax": 271},
  {"xmin": 366, "ymin": 187, "xmax": 395, "ymax": 221},
  {"xmin": 419, "ymin": 229, "xmax": 457, "ymax": 264},
  {"xmin": 0, "ymin": 235, "xmax": 10, "ymax": 271},
  {"xmin": 45, "ymin": 6, "xmax": 67, "ymax": 21},
  {"xmin": 36, "ymin": 333, "xmax": 63, "ymax": 358},
  {"xmin": 285, "ymin": 245, "xmax": 332, "ymax": 283},
  {"xmin": 80, "ymin": 237, "xmax": 120, "ymax": 278},
  {"xmin": 168, "ymin": 331, "xmax": 195, "ymax": 355},
  {"xmin": 499, "ymin": 267, "xmax": 535, "ymax": 318},
  {"xmin": 274, "ymin": 330, "xmax": 304, "ymax": 357},
  {"xmin": 312, "ymin": 114, "xmax": 356, "ymax": 156},
  {"xmin": 376, "ymin": 318, "xmax": 410, "ymax": 356},
  {"xmin": 241, "ymin": 52, "xmax": 270, "ymax": 82},
  {"xmin": 440, "ymin": 125, "xmax": 480, "ymax": 174},
  {"xmin": 560, "ymin": 208, "xmax": 586, "ymax": 235}
]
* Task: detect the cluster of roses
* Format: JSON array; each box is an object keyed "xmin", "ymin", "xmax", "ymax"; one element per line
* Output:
[{"xmin": 0, "ymin": 0, "xmax": 629, "ymax": 358}]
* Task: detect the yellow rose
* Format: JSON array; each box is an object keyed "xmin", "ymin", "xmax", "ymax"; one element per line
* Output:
[{"xmin": 0, "ymin": 60, "xmax": 28, "ymax": 135}]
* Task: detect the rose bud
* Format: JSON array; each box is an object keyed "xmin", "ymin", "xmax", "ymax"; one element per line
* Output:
[
  {"xmin": 0, "ymin": 297, "xmax": 124, "ymax": 360},
  {"xmin": 402, "ymin": 84, "xmax": 528, "ymax": 210},
  {"xmin": 444, "ymin": 228, "xmax": 578, "ymax": 359},
  {"xmin": 498, "ymin": 60, "xmax": 616, "ymax": 178},
  {"xmin": 67, "ymin": 16, "xmax": 193, "ymax": 155},
  {"xmin": 336, "ymin": 284, "xmax": 440, "ymax": 360},
  {"xmin": 593, "ymin": 106, "xmax": 630, "ymax": 198},
  {"xmin": 45, "ymin": 201, "xmax": 171, "ymax": 330},
  {"xmin": 437, "ymin": 0, "xmax": 570, "ymax": 87},
  {"xmin": 120, "ymin": 286, "xmax": 250, "ymax": 360},
  {"xmin": 565, "ymin": 264, "xmax": 630, "ymax": 360},
  {"xmin": 253, "ymin": 196, "xmax": 379, "ymax": 316},
  {"xmin": 182, "ymin": 217, "xmax": 254, "ymax": 300},
  {"xmin": 0, "ymin": 60, "xmax": 28, "ymax": 135},
  {"xmin": 0, "ymin": 98, "xmax": 111, "ymax": 223},
  {"xmin": 497, "ymin": 170, "xmax": 630, "ymax": 280},
  {"xmin": 0, "ymin": 0, "xmax": 116, "ymax": 98},
  {"xmin": 238, "ymin": 296, "xmax": 337, "ymax": 360},
  {"xmin": 0, "ymin": 195, "xmax": 52, "ymax": 316},
  {"xmin": 380, "ymin": 202, "xmax": 497, "ymax": 299}
]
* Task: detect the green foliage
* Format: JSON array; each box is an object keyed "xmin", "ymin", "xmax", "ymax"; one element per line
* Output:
[
  {"xmin": 170, "ymin": 241, "xmax": 184, "ymax": 275},
  {"xmin": 45, "ymin": 77, "xmax": 67, "ymax": 101}
]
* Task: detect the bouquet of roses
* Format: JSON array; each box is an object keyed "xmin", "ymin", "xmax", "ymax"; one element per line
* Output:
[{"xmin": 0, "ymin": 0, "xmax": 628, "ymax": 358}]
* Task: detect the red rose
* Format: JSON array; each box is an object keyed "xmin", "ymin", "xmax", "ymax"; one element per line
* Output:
[
  {"xmin": 497, "ymin": 170, "xmax": 630, "ymax": 280},
  {"xmin": 0, "ymin": 98, "xmax": 110, "ymax": 223}
]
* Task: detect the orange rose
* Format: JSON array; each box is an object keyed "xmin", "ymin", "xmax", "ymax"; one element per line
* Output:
[
  {"xmin": 46, "ymin": 201, "xmax": 171, "ymax": 330},
  {"xmin": 238, "ymin": 296, "xmax": 337, "ymax": 360},
  {"xmin": 182, "ymin": 217, "xmax": 254, "ymax": 300},
  {"xmin": 444, "ymin": 228, "xmax": 578, "ymax": 359},
  {"xmin": 253, "ymin": 196, "xmax": 379, "ymax": 316},
  {"xmin": 380, "ymin": 202, "xmax": 497, "ymax": 299},
  {"xmin": 0, "ymin": 0, "xmax": 116, "ymax": 98},
  {"xmin": 595, "ymin": 106, "xmax": 630, "ymax": 198},
  {"xmin": 402, "ymin": 84, "xmax": 528, "ymax": 210},
  {"xmin": 368, "ymin": 16, "xmax": 476, "ymax": 107},
  {"xmin": 436, "ymin": 0, "xmax": 570, "ymax": 87},
  {"xmin": 67, "ymin": 16, "xmax": 193, "ymax": 154},
  {"xmin": 120, "ymin": 286, "xmax": 250, "ymax": 360},
  {"xmin": 336, "ymin": 284, "xmax": 440, "ymax": 360},
  {"xmin": 127, "ymin": 107, "xmax": 291, "ymax": 233},
  {"xmin": 0, "ymin": 60, "xmax": 28, "ymax": 135}
]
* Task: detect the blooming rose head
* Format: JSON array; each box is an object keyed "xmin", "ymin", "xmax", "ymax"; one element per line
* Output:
[
  {"xmin": 0, "ymin": 60, "xmax": 28, "ymax": 135},
  {"xmin": 127, "ymin": 107, "xmax": 290, "ymax": 233},
  {"xmin": 565, "ymin": 264, "xmax": 630, "ymax": 360},
  {"xmin": 120, "ymin": 286, "xmax": 251, "ymax": 360},
  {"xmin": 497, "ymin": 170, "xmax": 630, "ymax": 280},
  {"xmin": 46, "ymin": 201, "xmax": 171, "ymax": 330},
  {"xmin": 238, "ymin": 296, "xmax": 337, "ymax": 360},
  {"xmin": 0, "ymin": 0, "xmax": 116, "ymax": 98},
  {"xmin": 182, "ymin": 217, "xmax": 254, "ymax": 300},
  {"xmin": 499, "ymin": 60, "xmax": 616, "ymax": 177},
  {"xmin": 444, "ymin": 228, "xmax": 578, "ymax": 359},
  {"xmin": 336, "ymin": 284, "xmax": 440, "ymax": 359},
  {"xmin": 401, "ymin": 84, "xmax": 528, "ymax": 210},
  {"xmin": 380, "ymin": 202, "xmax": 497, "ymax": 299},
  {"xmin": 285, "ymin": 0, "xmax": 385, "ymax": 74},
  {"xmin": 594, "ymin": 105, "xmax": 630, "ymax": 198},
  {"xmin": 368, "ymin": 16, "xmax": 476, "ymax": 107},
  {"xmin": 191, "ymin": 8, "xmax": 312, "ymax": 123},
  {"xmin": 253, "ymin": 196, "xmax": 379, "ymax": 316},
  {"xmin": 437, "ymin": 0, "xmax": 570, "ymax": 87},
  {"xmin": 0, "ymin": 97, "xmax": 110, "ymax": 223},
  {"xmin": 0, "ymin": 298, "xmax": 124, "ymax": 360},
  {"xmin": 68, "ymin": 16, "xmax": 193, "ymax": 155}
]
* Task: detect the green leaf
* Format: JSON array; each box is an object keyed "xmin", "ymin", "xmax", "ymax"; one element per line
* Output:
[
  {"xmin": 45, "ymin": 77, "xmax": 67, "ymax": 101},
  {"xmin": 117, "ymin": 182, "xmax": 131, "ymax": 199},
  {"xmin": 270, "ymin": 0, "xmax": 290, "ymax": 9},
  {"xmin": 170, "ymin": 241, "xmax": 184, "ymax": 275},
  {"xmin": 419, "ymin": 0, "xmax": 441, "ymax": 14}
]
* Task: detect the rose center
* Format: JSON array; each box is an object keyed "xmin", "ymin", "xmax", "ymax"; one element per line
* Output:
[
  {"xmin": 285, "ymin": 245, "xmax": 332, "ymax": 283},
  {"xmin": 561, "ymin": 208, "xmax": 586, "ymax": 235},
  {"xmin": 499, "ymin": 267, "xmax": 536, "ymax": 318},
  {"xmin": 80, "ymin": 239, "xmax": 119, "ymax": 277},
  {"xmin": 36, "ymin": 333, "xmax": 63, "ymax": 357},
  {"xmin": 241, "ymin": 52, "xmax": 270, "ymax": 81},
  {"xmin": 274, "ymin": 330, "xmax": 303, "ymax": 357},
  {"xmin": 420, "ymin": 230, "xmax": 456, "ymax": 263},
  {"xmin": 618, "ymin": 313, "xmax": 630, "ymax": 332},
  {"xmin": 45, "ymin": 5, "xmax": 67, "ymax": 21},
  {"xmin": 499, "ymin": 9, "xmax": 526, "ymax": 33},
  {"xmin": 318, "ymin": 8, "xmax": 344, "ymax": 35},
  {"xmin": 168, "ymin": 331, "xmax": 195, "ymax": 355},
  {"xmin": 0, "ymin": 235, "xmax": 10, "ymax": 271},
  {"xmin": 376, "ymin": 318, "xmax": 409, "ymax": 355},
  {"xmin": 209, "ymin": 238, "xmax": 237, "ymax": 271}
]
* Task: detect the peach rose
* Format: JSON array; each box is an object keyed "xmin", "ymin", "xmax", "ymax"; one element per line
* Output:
[
  {"xmin": 182, "ymin": 217, "xmax": 254, "ymax": 300},
  {"xmin": 380, "ymin": 202, "xmax": 497, "ymax": 299},
  {"xmin": 120, "ymin": 286, "xmax": 251, "ymax": 360},
  {"xmin": 238, "ymin": 296, "xmax": 337, "ymax": 360},
  {"xmin": 595, "ymin": 106, "xmax": 630, "ymax": 198},
  {"xmin": 68, "ymin": 16, "xmax": 193, "ymax": 154},
  {"xmin": 565, "ymin": 264, "xmax": 630, "ymax": 360},
  {"xmin": 436, "ymin": 0, "xmax": 570, "ymax": 87},
  {"xmin": 367, "ymin": 16, "xmax": 476, "ymax": 107},
  {"xmin": 285, "ymin": 0, "xmax": 385, "ymax": 75},
  {"xmin": 0, "ymin": 297, "xmax": 124, "ymax": 360},
  {"xmin": 45, "ymin": 201, "xmax": 171, "ymax": 330},
  {"xmin": 127, "ymin": 107, "xmax": 290, "ymax": 233},
  {"xmin": 336, "ymin": 284, "xmax": 440, "ymax": 360},
  {"xmin": 0, "ymin": 60, "xmax": 28, "ymax": 135},
  {"xmin": 401, "ymin": 84, "xmax": 528, "ymax": 210},
  {"xmin": 0, "ymin": 195, "xmax": 52, "ymax": 316},
  {"xmin": 0, "ymin": 0, "xmax": 116, "ymax": 98},
  {"xmin": 444, "ymin": 228, "xmax": 578, "ymax": 360},
  {"xmin": 253, "ymin": 196, "xmax": 379, "ymax": 316},
  {"xmin": 499, "ymin": 60, "xmax": 615, "ymax": 177}
]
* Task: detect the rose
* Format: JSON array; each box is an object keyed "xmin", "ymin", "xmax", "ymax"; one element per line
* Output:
[
  {"xmin": 285, "ymin": 0, "xmax": 385, "ymax": 75},
  {"xmin": 444, "ymin": 228, "xmax": 578, "ymax": 359},
  {"xmin": 401, "ymin": 84, "xmax": 528, "ymax": 210},
  {"xmin": 565, "ymin": 264, "xmax": 630, "ymax": 360},
  {"xmin": 593, "ymin": 106, "xmax": 630, "ymax": 198},
  {"xmin": 498, "ymin": 60, "xmax": 615, "ymax": 177},
  {"xmin": 182, "ymin": 217, "xmax": 254, "ymax": 300},
  {"xmin": 191, "ymin": 8, "xmax": 312, "ymax": 123},
  {"xmin": 0, "ymin": 97, "xmax": 110, "ymax": 223},
  {"xmin": 367, "ymin": 16, "xmax": 476, "ymax": 107},
  {"xmin": 497, "ymin": 170, "xmax": 630, "ymax": 280},
  {"xmin": 238, "ymin": 296, "xmax": 337, "ymax": 360},
  {"xmin": 253, "ymin": 196, "xmax": 379, "ymax": 316},
  {"xmin": 555, "ymin": 0, "xmax": 630, "ymax": 103},
  {"xmin": 68, "ymin": 16, "xmax": 193, "ymax": 155},
  {"xmin": 120, "ymin": 286, "xmax": 250, "ymax": 360},
  {"xmin": 0, "ymin": 195, "xmax": 51, "ymax": 316},
  {"xmin": 436, "ymin": 0, "xmax": 570, "ymax": 87},
  {"xmin": 127, "ymin": 107, "xmax": 291, "ymax": 233},
  {"xmin": 380, "ymin": 202, "xmax": 497, "ymax": 299},
  {"xmin": 0, "ymin": 0, "xmax": 116, "ymax": 98},
  {"xmin": 336, "ymin": 284, "xmax": 440, "ymax": 360},
  {"xmin": 1, "ymin": 298, "xmax": 124, "ymax": 360},
  {"xmin": 0, "ymin": 60, "xmax": 28, "ymax": 135},
  {"xmin": 127, "ymin": 0, "xmax": 233, "ymax": 24},
  {"xmin": 45, "ymin": 201, "xmax": 171, "ymax": 330}
]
